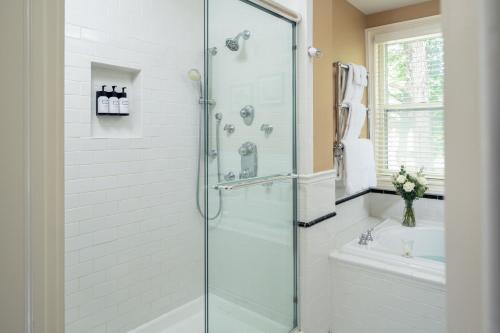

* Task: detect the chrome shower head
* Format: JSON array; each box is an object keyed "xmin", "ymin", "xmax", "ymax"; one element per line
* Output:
[{"xmin": 225, "ymin": 30, "xmax": 251, "ymax": 51}]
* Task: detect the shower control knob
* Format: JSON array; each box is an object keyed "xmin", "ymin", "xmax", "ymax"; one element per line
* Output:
[
  {"xmin": 240, "ymin": 105, "xmax": 255, "ymax": 125},
  {"xmin": 238, "ymin": 142, "xmax": 254, "ymax": 156},
  {"xmin": 260, "ymin": 124, "xmax": 273, "ymax": 135},
  {"xmin": 239, "ymin": 169, "xmax": 250, "ymax": 179},
  {"xmin": 240, "ymin": 105, "xmax": 254, "ymax": 118},
  {"xmin": 224, "ymin": 172, "xmax": 236, "ymax": 181},
  {"xmin": 224, "ymin": 124, "xmax": 235, "ymax": 134},
  {"xmin": 208, "ymin": 149, "xmax": 218, "ymax": 158}
]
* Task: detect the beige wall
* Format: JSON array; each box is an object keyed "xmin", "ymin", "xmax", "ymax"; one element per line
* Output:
[
  {"xmin": 312, "ymin": 0, "xmax": 441, "ymax": 172},
  {"xmin": 313, "ymin": 0, "xmax": 366, "ymax": 172},
  {"xmin": 366, "ymin": 0, "xmax": 440, "ymax": 28}
]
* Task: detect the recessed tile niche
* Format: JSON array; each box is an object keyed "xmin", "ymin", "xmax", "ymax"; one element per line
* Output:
[{"xmin": 91, "ymin": 62, "xmax": 142, "ymax": 138}]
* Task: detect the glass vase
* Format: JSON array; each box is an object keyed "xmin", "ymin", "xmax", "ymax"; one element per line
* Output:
[{"xmin": 402, "ymin": 200, "xmax": 416, "ymax": 227}]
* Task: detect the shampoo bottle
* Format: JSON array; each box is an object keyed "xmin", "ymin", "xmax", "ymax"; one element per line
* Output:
[
  {"xmin": 119, "ymin": 87, "xmax": 129, "ymax": 115},
  {"xmin": 109, "ymin": 85, "xmax": 120, "ymax": 114},
  {"xmin": 96, "ymin": 85, "xmax": 109, "ymax": 114}
]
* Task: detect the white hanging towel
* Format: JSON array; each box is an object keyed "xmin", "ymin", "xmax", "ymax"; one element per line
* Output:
[
  {"xmin": 341, "ymin": 64, "xmax": 355, "ymax": 104},
  {"xmin": 343, "ymin": 102, "xmax": 367, "ymax": 141},
  {"xmin": 342, "ymin": 138, "xmax": 377, "ymax": 195},
  {"xmin": 339, "ymin": 62, "xmax": 375, "ymax": 194},
  {"xmin": 342, "ymin": 63, "xmax": 368, "ymax": 105},
  {"xmin": 352, "ymin": 64, "xmax": 368, "ymax": 88}
]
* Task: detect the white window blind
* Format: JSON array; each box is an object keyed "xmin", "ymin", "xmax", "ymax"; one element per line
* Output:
[{"xmin": 373, "ymin": 33, "xmax": 444, "ymax": 185}]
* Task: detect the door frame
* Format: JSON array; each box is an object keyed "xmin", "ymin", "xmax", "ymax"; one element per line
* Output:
[
  {"xmin": 26, "ymin": 0, "xmax": 65, "ymax": 331},
  {"xmin": 21, "ymin": 0, "xmax": 499, "ymax": 332}
]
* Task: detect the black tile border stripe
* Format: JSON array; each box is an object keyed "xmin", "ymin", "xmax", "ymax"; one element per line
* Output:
[
  {"xmin": 298, "ymin": 188, "xmax": 444, "ymax": 228},
  {"xmin": 297, "ymin": 212, "xmax": 337, "ymax": 228},
  {"xmin": 335, "ymin": 189, "xmax": 371, "ymax": 205},
  {"xmin": 368, "ymin": 188, "xmax": 444, "ymax": 201}
]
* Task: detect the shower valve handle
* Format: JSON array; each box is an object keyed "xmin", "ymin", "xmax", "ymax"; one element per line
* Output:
[
  {"xmin": 224, "ymin": 172, "xmax": 236, "ymax": 181},
  {"xmin": 240, "ymin": 105, "xmax": 255, "ymax": 126},
  {"xmin": 224, "ymin": 124, "xmax": 235, "ymax": 134},
  {"xmin": 240, "ymin": 105, "xmax": 254, "ymax": 118},
  {"xmin": 208, "ymin": 149, "xmax": 218, "ymax": 158},
  {"xmin": 261, "ymin": 124, "xmax": 274, "ymax": 135},
  {"xmin": 238, "ymin": 144, "xmax": 254, "ymax": 156}
]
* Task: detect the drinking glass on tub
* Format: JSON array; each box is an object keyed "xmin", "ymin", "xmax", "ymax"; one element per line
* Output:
[{"xmin": 401, "ymin": 239, "xmax": 414, "ymax": 258}]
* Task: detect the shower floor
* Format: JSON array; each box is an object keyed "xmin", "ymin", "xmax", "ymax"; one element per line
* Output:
[{"xmin": 130, "ymin": 294, "xmax": 289, "ymax": 333}]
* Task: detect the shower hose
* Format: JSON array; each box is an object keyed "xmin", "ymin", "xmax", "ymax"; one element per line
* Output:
[{"xmin": 196, "ymin": 110, "xmax": 223, "ymax": 220}]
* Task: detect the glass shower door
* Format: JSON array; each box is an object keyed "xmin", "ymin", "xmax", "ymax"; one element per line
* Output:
[{"xmin": 205, "ymin": 0, "xmax": 297, "ymax": 332}]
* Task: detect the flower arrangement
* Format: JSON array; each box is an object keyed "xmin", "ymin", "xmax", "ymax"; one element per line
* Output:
[{"xmin": 392, "ymin": 165, "xmax": 429, "ymax": 227}]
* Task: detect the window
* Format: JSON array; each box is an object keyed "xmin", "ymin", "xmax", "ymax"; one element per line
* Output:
[{"xmin": 369, "ymin": 19, "xmax": 444, "ymax": 189}]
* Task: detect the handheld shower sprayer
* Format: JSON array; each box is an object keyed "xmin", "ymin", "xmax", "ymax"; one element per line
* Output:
[
  {"xmin": 187, "ymin": 68, "xmax": 216, "ymax": 106},
  {"xmin": 187, "ymin": 68, "xmax": 201, "ymax": 81},
  {"xmin": 188, "ymin": 68, "xmax": 223, "ymax": 221},
  {"xmin": 188, "ymin": 68, "xmax": 202, "ymax": 99}
]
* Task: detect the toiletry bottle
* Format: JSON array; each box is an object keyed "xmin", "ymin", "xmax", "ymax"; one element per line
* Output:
[
  {"xmin": 109, "ymin": 85, "xmax": 120, "ymax": 114},
  {"xmin": 96, "ymin": 85, "xmax": 109, "ymax": 114},
  {"xmin": 119, "ymin": 87, "xmax": 129, "ymax": 115}
]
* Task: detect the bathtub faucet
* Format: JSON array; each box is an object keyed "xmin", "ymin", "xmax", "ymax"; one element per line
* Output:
[
  {"xmin": 358, "ymin": 233, "xmax": 369, "ymax": 246},
  {"xmin": 358, "ymin": 228, "xmax": 374, "ymax": 246},
  {"xmin": 366, "ymin": 228, "xmax": 374, "ymax": 242}
]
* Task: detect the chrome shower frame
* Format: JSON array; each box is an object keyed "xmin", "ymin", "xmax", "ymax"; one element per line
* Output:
[{"xmin": 204, "ymin": 1, "xmax": 301, "ymax": 332}]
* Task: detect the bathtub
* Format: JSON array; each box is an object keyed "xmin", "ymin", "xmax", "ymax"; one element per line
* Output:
[
  {"xmin": 330, "ymin": 219, "xmax": 446, "ymax": 333},
  {"xmin": 333, "ymin": 219, "xmax": 445, "ymax": 285}
]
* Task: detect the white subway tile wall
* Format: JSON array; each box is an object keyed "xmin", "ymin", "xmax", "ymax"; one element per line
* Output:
[
  {"xmin": 64, "ymin": 0, "xmax": 204, "ymax": 332},
  {"xmin": 299, "ymin": 192, "xmax": 377, "ymax": 333},
  {"xmin": 331, "ymin": 261, "xmax": 446, "ymax": 333},
  {"xmin": 297, "ymin": 170, "xmax": 336, "ymax": 223}
]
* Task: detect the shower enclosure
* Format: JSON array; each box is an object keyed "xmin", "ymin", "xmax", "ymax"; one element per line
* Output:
[
  {"xmin": 63, "ymin": 0, "xmax": 297, "ymax": 331},
  {"xmin": 204, "ymin": 0, "xmax": 298, "ymax": 332}
]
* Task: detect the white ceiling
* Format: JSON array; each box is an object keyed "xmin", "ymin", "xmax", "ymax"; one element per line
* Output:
[{"xmin": 346, "ymin": 0, "xmax": 431, "ymax": 15}]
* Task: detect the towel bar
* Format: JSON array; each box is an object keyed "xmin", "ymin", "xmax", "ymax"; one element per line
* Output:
[
  {"xmin": 333, "ymin": 61, "xmax": 370, "ymax": 180},
  {"xmin": 213, "ymin": 173, "xmax": 298, "ymax": 191}
]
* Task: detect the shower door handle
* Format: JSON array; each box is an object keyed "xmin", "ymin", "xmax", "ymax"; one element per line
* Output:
[{"xmin": 213, "ymin": 173, "xmax": 297, "ymax": 191}]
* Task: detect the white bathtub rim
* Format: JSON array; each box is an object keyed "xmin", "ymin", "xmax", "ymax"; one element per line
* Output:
[
  {"xmin": 337, "ymin": 243, "xmax": 444, "ymax": 275},
  {"xmin": 331, "ymin": 250, "xmax": 445, "ymax": 286},
  {"xmin": 330, "ymin": 218, "xmax": 446, "ymax": 286}
]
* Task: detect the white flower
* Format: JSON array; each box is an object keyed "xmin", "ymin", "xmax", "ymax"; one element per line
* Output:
[
  {"xmin": 418, "ymin": 176, "xmax": 428, "ymax": 186},
  {"xmin": 396, "ymin": 175, "xmax": 406, "ymax": 184},
  {"xmin": 403, "ymin": 181, "xmax": 415, "ymax": 192}
]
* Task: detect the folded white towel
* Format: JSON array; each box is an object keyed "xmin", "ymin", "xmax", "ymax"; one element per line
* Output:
[
  {"xmin": 343, "ymin": 102, "xmax": 366, "ymax": 141},
  {"xmin": 342, "ymin": 64, "xmax": 367, "ymax": 104},
  {"xmin": 342, "ymin": 138, "xmax": 377, "ymax": 195},
  {"xmin": 352, "ymin": 64, "xmax": 368, "ymax": 88},
  {"xmin": 342, "ymin": 64, "xmax": 355, "ymax": 104}
]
